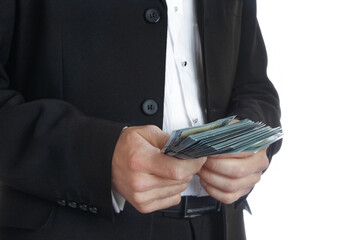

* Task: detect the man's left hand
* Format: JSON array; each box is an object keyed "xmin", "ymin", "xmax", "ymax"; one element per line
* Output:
[{"xmin": 197, "ymin": 146, "xmax": 269, "ymax": 204}]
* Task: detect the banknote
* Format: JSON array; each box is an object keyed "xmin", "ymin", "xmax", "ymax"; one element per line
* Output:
[
  {"xmin": 161, "ymin": 116, "xmax": 235, "ymax": 154},
  {"xmin": 162, "ymin": 116, "xmax": 283, "ymax": 159}
]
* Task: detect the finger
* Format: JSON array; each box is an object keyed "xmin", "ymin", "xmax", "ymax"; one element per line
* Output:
[
  {"xmin": 229, "ymin": 119, "xmax": 240, "ymax": 124},
  {"xmin": 203, "ymin": 157, "xmax": 254, "ymax": 179},
  {"xmin": 127, "ymin": 126, "xmax": 207, "ymax": 180},
  {"xmin": 205, "ymin": 151, "xmax": 269, "ymax": 178},
  {"xmin": 198, "ymin": 167, "xmax": 261, "ymax": 193},
  {"xmin": 120, "ymin": 138, "xmax": 206, "ymax": 181},
  {"xmin": 133, "ymin": 183, "xmax": 187, "ymax": 207},
  {"xmin": 135, "ymin": 125, "xmax": 170, "ymax": 149},
  {"xmin": 134, "ymin": 193, "xmax": 182, "ymax": 214},
  {"xmin": 130, "ymin": 172, "xmax": 193, "ymax": 192},
  {"xmin": 145, "ymin": 153, "xmax": 207, "ymax": 181},
  {"xmin": 143, "ymin": 173, "xmax": 192, "ymax": 191},
  {"xmin": 208, "ymin": 145, "xmax": 268, "ymax": 160},
  {"xmin": 112, "ymin": 166, "xmax": 193, "ymax": 193},
  {"xmin": 201, "ymin": 181, "xmax": 253, "ymax": 205}
]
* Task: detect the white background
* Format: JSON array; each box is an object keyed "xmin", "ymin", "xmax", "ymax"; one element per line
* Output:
[{"xmin": 245, "ymin": 0, "xmax": 360, "ymax": 239}]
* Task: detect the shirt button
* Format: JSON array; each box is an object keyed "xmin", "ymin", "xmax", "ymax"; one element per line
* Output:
[
  {"xmin": 181, "ymin": 61, "xmax": 187, "ymax": 67},
  {"xmin": 145, "ymin": 9, "xmax": 161, "ymax": 23},
  {"xmin": 142, "ymin": 99, "xmax": 158, "ymax": 116}
]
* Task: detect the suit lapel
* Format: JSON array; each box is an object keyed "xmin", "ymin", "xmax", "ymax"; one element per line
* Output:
[{"xmin": 196, "ymin": 0, "xmax": 244, "ymax": 121}]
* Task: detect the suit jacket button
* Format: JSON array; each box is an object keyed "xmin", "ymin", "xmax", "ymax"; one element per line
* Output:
[
  {"xmin": 142, "ymin": 99, "xmax": 158, "ymax": 115},
  {"xmin": 145, "ymin": 9, "xmax": 160, "ymax": 23},
  {"xmin": 57, "ymin": 199, "xmax": 67, "ymax": 206},
  {"xmin": 79, "ymin": 204, "xmax": 88, "ymax": 211},
  {"xmin": 89, "ymin": 206, "xmax": 98, "ymax": 214},
  {"xmin": 68, "ymin": 201, "xmax": 78, "ymax": 208}
]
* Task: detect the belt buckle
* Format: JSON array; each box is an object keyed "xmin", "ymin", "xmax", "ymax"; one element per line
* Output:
[{"xmin": 183, "ymin": 196, "xmax": 222, "ymax": 218}]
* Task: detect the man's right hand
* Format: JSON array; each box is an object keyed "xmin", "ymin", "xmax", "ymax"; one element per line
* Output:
[{"xmin": 111, "ymin": 125, "xmax": 206, "ymax": 213}]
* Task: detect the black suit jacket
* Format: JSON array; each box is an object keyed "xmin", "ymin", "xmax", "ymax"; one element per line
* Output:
[{"xmin": 0, "ymin": 0, "xmax": 281, "ymax": 239}]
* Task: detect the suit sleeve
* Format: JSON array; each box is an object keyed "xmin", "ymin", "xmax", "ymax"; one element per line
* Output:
[
  {"xmin": 227, "ymin": 0, "xmax": 282, "ymax": 160},
  {"xmin": 0, "ymin": 1, "xmax": 124, "ymax": 221},
  {"xmin": 225, "ymin": 0, "xmax": 282, "ymax": 210}
]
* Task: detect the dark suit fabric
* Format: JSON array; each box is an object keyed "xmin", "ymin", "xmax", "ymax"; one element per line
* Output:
[
  {"xmin": 0, "ymin": 202, "xmax": 233, "ymax": 240},
  {"xmin": 0, "ymin": 0, "xmax": 281, "ymax": 239}
]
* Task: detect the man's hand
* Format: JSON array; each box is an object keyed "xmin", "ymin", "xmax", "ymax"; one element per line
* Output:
[
  {"xmin": 197, "ymin": 146, "xmax": 269, "ymax": 205},
  {"xmin": 111, "ymin": 125, "xmax": 206, "ymax": 213}
]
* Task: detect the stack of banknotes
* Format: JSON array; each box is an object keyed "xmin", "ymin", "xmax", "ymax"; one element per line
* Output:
[{"xmin": 162, "ymin": 116, "xmax": 283, "ymax": 159}]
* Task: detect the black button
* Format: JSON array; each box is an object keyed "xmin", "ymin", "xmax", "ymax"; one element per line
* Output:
[
  {"xmin": 57, "ymin": 199, "xmax": 67, "ymax": 206},
  {"xmin": 142, "ymin": 99, "xmax": 158, "ymax": 115},
  {"xmin": 145, "ymin": 9, "xmax": 160, "ymax": 23},
  {"xmin": 89, "ymin": 206, "xmax": 98, "ymax": 214},
  {"xmin": 68, "ymin": 201, "xmax": 78, "ymax": 208},
  {"xmin": 79, "ymin": 204, "xmax": 88, "ymax": 211}
]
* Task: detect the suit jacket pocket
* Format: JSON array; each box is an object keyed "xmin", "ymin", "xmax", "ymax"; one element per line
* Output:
[{"xmin": 0, "ymin": 187, "xmax": 54, "ymax": 230}]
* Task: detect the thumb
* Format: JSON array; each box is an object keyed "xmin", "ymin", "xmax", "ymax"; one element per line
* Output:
[{"xmin": 136, "ymin": 125, "xmax": 170, "ymax": 149}]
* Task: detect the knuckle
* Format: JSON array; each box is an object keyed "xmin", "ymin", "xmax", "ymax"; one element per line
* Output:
[
  {"xmin": 207, "ymin": 158, "xmax": 218, "ymax": 170},
  {"xmin": 233, "ymin": 166, "xmax": 246, "ymax": 178},
  {"xmin": 179, "ymin": 183, "xmax": 188, "ymax": 192},
  {"xmin": 122, "ymin": 127, "xmax": 137, "ymax": 142},
  {"xmin": 261, "ymin": 156, "xmax": 270, "ymax": 170},
  {"xmin": 169, "ymin": 167, "xmax": 186, "ymax": 181},
  {"xmin": 222, "ymin": 194, "xmax": 237, "ymax": 205},
  {"xmin": 254, "ymin": 174, "xmax": 262, "ymax": 184},
  {"xmin": 128, "ymin": 154, "xmax": 143, "ymax": 171},
  {"xmin": 182, "ymin": 175, "xmax": 193, "ymax": 183},
  {"xmin": 239, "ymin": 188, "xmax": 252, "ymax": 198},
  {"xmin": 243, "ymin": 187, "xmax": 252, "ymax": 196},
  {"xmin": 136, "ymin": 205, "xmax": 152, "ymax": 214},
  {"xmin": 144, "ymin": 124, "xmax": 160, "ymax": 133},
  {"xmin": 132, "ymin": 193, "xmax": 146, "ymax": 206},
  {"xmin": 130, "ymin": 180, "xmax": 146, "ymax": 192},
  {"xmin": 226, "ymin": 182, "xmax": 238, "ymax": 193},
  {"xmin": 173, "ymin": 194, "xmax": 182, "ymax": 205}
]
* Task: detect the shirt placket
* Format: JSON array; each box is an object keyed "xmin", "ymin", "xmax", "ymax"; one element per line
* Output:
[{"xmin": 172, "ymin": 0, "xmax": 204, "ymax": 128}]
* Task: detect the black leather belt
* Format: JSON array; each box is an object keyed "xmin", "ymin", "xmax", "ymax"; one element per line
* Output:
[{"xmin": 159, "ymin": 196, "xmax": 221, "ymax": 218}]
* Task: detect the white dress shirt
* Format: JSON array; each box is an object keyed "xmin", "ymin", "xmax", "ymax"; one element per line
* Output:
[
  {"xmin": 112, "ymin": 0, "xmax": 208, "ymax": 213},
  {"xmin": 163, "ymin": 0, "xmax": 208, "ymax": 197}
]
